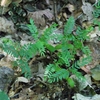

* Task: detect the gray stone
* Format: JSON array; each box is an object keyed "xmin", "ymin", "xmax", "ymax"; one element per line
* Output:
[{"xmin": 0, "ymin": 67, "xmax": 14, "ymax": 92}]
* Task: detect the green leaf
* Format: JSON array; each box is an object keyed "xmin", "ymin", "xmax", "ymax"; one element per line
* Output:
[
  {"xmin": 77, "ymin": 56, "xmax": 92, "ymax": 67},
  {"xmin": 36, "ymin": 40, "xmax": 45, "ymax": 56},
  {"xmin": 94, "ymin": 0, "xmax": 100, "ymax": 8},
  {"xmin": 70, "ymin": 67, "xmax": 84, "ymax": 79},
  {"xmin": 64, "ymin": 16, "xmax": 75, "ymax": 34},
  {"xmin": 82, "ymin": 46, "xmax": 91, "ymax": 55},
  {"xmin": 45, "ymin": 44, "xmax": 55, "ymax": 52},
  {"xmin": 67, "ymin": 43, "xmax": 74, "ymax": 49},
  {"xmin": 44, "ymin": 63, "xmax": 70, "ymax": 83},
  {"xmin": 17, "ymin": 59, "xmax": 31, "ymax": 78},
  {"xmin": 76, "ymin": 27, "xmax": 91, "ymax": 41},
  {"xmin": 43, "ymin": 23, "xmax": 58, "ymax": 42},
  {"xmin": 0, "ymin": 91, "xmax": 10, "ymax": 100},
  {"xmin": 55, "ymin": 44, "xmax": 62, "ymax": 50},
  {"xmin": 27, "ymin": 19, "xmax": 38, "ymax": 40},
  {"xmin": 73, "ymin": 40, "xmax": 82, "ymax": 49},
  {"xmin": 67, "ymin": 77, "xmax": 75, "ymax": 88}
]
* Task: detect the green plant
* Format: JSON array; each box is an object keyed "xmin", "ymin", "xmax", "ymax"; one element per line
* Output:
[
  {"xmin": 93, "ymin": 0, "xmax": 100, "ymax": 18},
  {"xmin": 0, "ymin": 91, "xmax": 10, "ymax": 100},
  {"xmin": 1, "ymin": 40, "xmax": 32, "ymax": 78},
  {"xmin": 44, "ymin": 17, "xmax": 93, "ymax": 87},
  {"xmin": 1, "ymin": 19, "xmax": 58, "ymax": 78},
  {"xmin": 1, "ymin": 17, "xmax": 92, "ymax": 87}
]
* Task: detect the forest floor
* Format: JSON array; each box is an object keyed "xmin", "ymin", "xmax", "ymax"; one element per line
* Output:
[{"xmin": 0, "ymin": 0, "xmax": 100, "ymax": 100}]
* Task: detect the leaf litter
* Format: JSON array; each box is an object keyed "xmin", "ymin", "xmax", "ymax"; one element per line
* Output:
[{"xmin": 0, "ymin": 0, "xmax": 100, "ymax": 100}]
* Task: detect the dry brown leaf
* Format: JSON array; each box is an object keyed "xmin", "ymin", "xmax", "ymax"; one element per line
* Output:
[
  {"xmin": 28, "ymin": 9, "xmax": 54, "ymax": 28},
  {"xmin": 18, "ymin": 88, "xmax": 34, "ymax": 100},
  {"xmin": 0, "ymin": 0, "xmax": 22, "ymax": 7},
  {"xmin": 0, "ymin": 0, "xmax": 22, "ymax": 14},
  {"xmin": 17, "ymin": 77, "xmax": 29, "ymax": 83},
  {"xmin": 81, "ymin": 65, "xmax": 91, "ymax": 73},
  {"xmin": 63, "ymin": 12, "xmax": 68, "ymax": 19},
  {"xmin": 73, "ymin": 93, "xmax": 100, "ymax": 100},
  {"xmin": 0, "ymin": 17, "xmax": 16, "ymax": 34},
  {"xmin": 0, "ymin": 48, "xmax": 15, "ymax": 68},
  {"xmin": 81, "ymin": 0, "xmax": 94, "ymax": 20},
  {"xmin": 81, "ymin": 41, "xmax": 100, "ymax": 73},
  {"xmin": 72, "ymin": 75, "xmax": 91, "ymax": 91},
  {"xmin": 90, "ymin": 65, "xmax": 100, "ymax": 81},
  {"xmin": 0, "ymin": 0, "xmax": 12, "ymax": 7},
  {"xmin": 66, "ymin": 4, "xmax": 75, "ymax": 13},
  {"xmin": 89, "ymin": 27, "xmax": 100, "ymax": 41},
  {"xmin": 0, "ymin": 58, "xmax": 13, "ymax": 68}
]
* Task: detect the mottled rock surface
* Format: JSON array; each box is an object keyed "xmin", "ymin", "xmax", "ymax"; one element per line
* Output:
[{"xmin": 0, "ymin": 67, "xmax": 14, "ymax": 92}]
